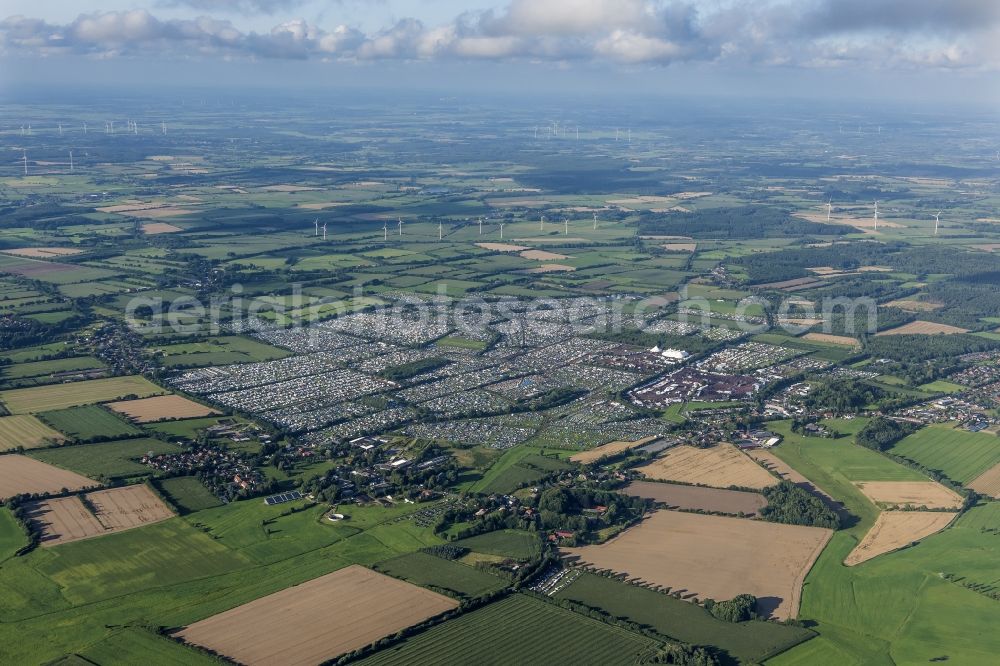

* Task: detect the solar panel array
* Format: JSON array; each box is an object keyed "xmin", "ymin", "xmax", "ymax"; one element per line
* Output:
[{"xmin": 263, "ymin": 490, "xmax": 303, "ymax": 506}]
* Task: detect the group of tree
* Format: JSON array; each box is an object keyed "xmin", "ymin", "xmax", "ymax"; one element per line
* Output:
[
  {"xmin": 804, "ymin": 379, "xmax": 885, "ymax": 414},
  {"xmin": 705, "ymin": 594, "xmax": 757, "ymax": 623},
  {"xmin": 856, "ymin": 416, "xmax": 919, "ymax": 452},
  {"xmin": 760, "ymin": 481, "xmax": 840, "ymax": 529},
  {"xmin": 639, "ymin": 206, "xmax": 849, "ymax": 240}
]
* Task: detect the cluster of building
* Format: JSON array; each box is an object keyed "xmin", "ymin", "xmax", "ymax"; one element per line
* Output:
[{"xmin": 629, "ymin": 366, "xmax": 760, "ymax": 408}]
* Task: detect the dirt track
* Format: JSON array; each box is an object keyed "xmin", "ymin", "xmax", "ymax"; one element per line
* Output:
[
  {"xmin": 176, "ymin": 565, "xmax": 458, "ymax": 666},
  {"xmin": 563, "ymin": 511, "xmax": 832, "ymax": 620}
]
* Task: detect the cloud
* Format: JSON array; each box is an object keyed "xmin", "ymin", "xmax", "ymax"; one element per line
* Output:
[
  {"xmin": 1, "ymin": 1, "xmax": 999, "ymax": 71},
  {"xmin": 157, "ymin": 0, "xmax": 310, "ymax": 15}
]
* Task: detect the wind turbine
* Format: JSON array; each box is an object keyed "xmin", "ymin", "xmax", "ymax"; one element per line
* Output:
[
  {"xmin": 19, "ymin": 125, "xmax": 24, "ymax": 136},
  {"xmin": 22, "ymin": 151, "xmax": 27, "ymax": 176},
  {"xmin": 593, "ymin": 212, "xmax": 598, "ymax": 230},
  {"xmin": 615, "ymin": 128, "xmax": 620, "ymax": 142},
  {"xmin": 499, "ymin": 222, "xmax": 505, "ymax": 239},
  {"xmin": 161, "ymin": 121, "xmax": 167, "ymax": 135},
  {"xmin": 321, "ymin": 222, "xmax": 327, "ymax": 241},
  {"xmin": 627, "ymin": 128, "xmax": 631, "ymax": 144},
  {"xmin": 110, "ymin": 120, "xmax": 115, "ymax": 135},
  {"xmin": 397, "ymin": 217, "xmax": 403, "ymax": 236},
  {"xmin": 313, "ymin": 218, "xmax": 319, "ymax": 236},
  {"xmin": 58, "ymin": 124, "xmax": 63, "ymax": 136},
  {"xmin": 873, "ymin": 200, "xmax": 879, "ymax": 231},
  {"xmin": 826, "ymin": 199, "xmax": 832, "ymax": 222},
  {"xmin": 564, "ymin": 218, "xmax": 569, "ymax": 235},
  {"xmin": 438, "ymin": 221, "xmax": 443, "ymax": 240},
  {"xmin": 83, "ymin": 122, "xmax": 87, "ymax": 134},
  {"xmin": 69, "ymin": 150, "xmax": 73, "ymax": 172},
  {"xmin": 934, "ymin": 211, "xmax": 941, "ymax": 236},
  {"xmin": 133, "ymin": 121, "xmax": 138, "ymax": 135},
  {"xmin": 533, "ymin": 126, "xmax": 537, "ymax": 139},
  {"xmin": 478, "ymin": 217, "xmax": 483, "ymax": 235},
  {"xmin": 540, "ymin": 215, "xmax": 545, "ymax": 231}
]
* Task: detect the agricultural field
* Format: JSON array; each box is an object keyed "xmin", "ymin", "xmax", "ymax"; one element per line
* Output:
[
  {"xmin": 356, "ymin": 593, "xmax": 658, "ymax": 666},
  {"xmin": 38, "ymin": 405, "xmax": 142, "ymax": 441},
  {"xmin": 375, "ymin": 551, "xmax": 505, "ymax": 598},
  {"xmin": 0, "ymin": 414, "xmax": 66, "ymax": 450},
  {"xmin": 844, "ymin": 511, "xmax": 957, "ymax": 566},
  {"xmin": 0, "ymin": 376, "xmax": 166, "ymax": 414},
  {"xmin": 176, "ymin": 565, "xmax": 459, "ymax": 666},
  {"xmin": 0, "ymin": 455, "xmax": 97, "ymax": 499},
  {"xmin": 28, "ymin": 485, "xmax": 174, "ymax": 546},
  {"xmin": 624, "ymin": 481, "xmax": 767, "ymax": 515},
  {"xmin": 554, "ymin": 572, "xmax": 815, "ymax": 664},
  {"xmin": 563, "ymin": 510, "xmax": 833, "ymax": 620},
  {"xmin": 968, "ymin": 463, "xmax": 1000, "ymax": 498},
  {"xmin": 569, "ymin": 435, "xmax": 660, "ymax": 464},
  {"xmin": 853, "ymin": 480, "xmax": 963, "ymax": 510},
  {"xmin": 635, "ymin": 444, "xmax": 779, "ymax": 490},
  {"xmin": 891, "ymin": 423, "xmax": 1000, "ymax": 484},
  {"xmin": 156, "ymin": 476, "xmax": 222, "ymax": 513},
  {"xmin": 28, "ymin": 438, "xmax": 181, "ymax": 479},
  {"xmin": 106, "ymin": 394, "xmax": 220, "ymax": 423},
  {"xmin": 452, "ymin": 529, "xmax": 542, "ymax": 560}
]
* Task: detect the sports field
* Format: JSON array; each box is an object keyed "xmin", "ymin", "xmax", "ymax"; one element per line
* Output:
[
  {"xmin": 0, "ymin": 414, "xmax": 66, "ymax": 450},
  {"xmin": 107, "ymin": 395, "xmax": 220, "ymax": 422},
  {"xmin": 0, "ymin": 376, "xmax": 165, "ymax": 414},
  {"xmin": 0, "ymin": 455, "xmax": 96, "ymax": 499},
  {"xmin": 356, "ymin": 593, "xmax": 658, "ymax": 666},
  {"xmin": 891, "ymin": 423, "xmax": 1000, "ymax": 484},
  {"xmin": 636, "ymin": 444, "xmax": 779, "ymax": 490},
  {"xmin": 176, "ymin": 565, "xmax": 459, "ymax": 666},
  {"xmin": 563, "ymin": 510, "xmax": 833, "ymax": 620}
]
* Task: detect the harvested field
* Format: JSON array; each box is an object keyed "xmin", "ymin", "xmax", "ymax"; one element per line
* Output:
[
  {"xmin": 968, "ymin": 462, "xmax": 1000, "ymax": 498},
  {"xmin": 87, "ymin": 485, "xmax": 174, "ymax": 531},
  {"xmin": 662, "ymin": 242, "xmax": 697, "ymax": 252},
  {"xmin": 570, "ymin": 436, "xmax": 660, "ymax": 464},
  {"xmin": 0, "ymin": 415, "xmax": 66, "ymax": 451},
  {"xmin": 884, "ymin": 299, "xmax": 943, "ymax": 312},
  {"xmin": 876, "ymin": 320, "xmax": 969, "ymax": 336},
  {"xmin": 526, "ymin": 264, "xmax": 575, "ymax": 273},
  {"xmin": 141, "ymin": 222, "xmax": 184, "ymax": 234},
  {"xmin": 756, "ymin": 277, "xmax": 826, "ymax": 291},
  {"xmin": 475, "ymin": 242, "xmax": 528, "ymax": 252},
  {"xmin": 2, "ymin": 247, "xmax": 83, "ymax": 258},
  {"xmin": 844, "ymin": 511, "xmax": 956, "ymax": 566},
  {"xmin": 106, "ymin": 395, "xmax": 219, "ymax": 423},
  {"xmin": 563, "ymin": 510, "xmax": 832, "ymax": 620},
  {"xmin": 0, "ymin": 455, "xmax": 96, "ymax": 499},
  {"xmin": 636, "ymin": 444, "xmax": 778, "ymax": 490},
  {"xmin": 624, "ymin": 481, "xmax": 767, "ymax": 516},
  {"xmin": 802, "ymin": 332, "xmax": 860, "ymax": 347},
  {"xmin": 520, "ymin": 249, "xmax": 569, "ymax": 261},
  {"xmin": 854, "ymin": 481, "xmax": 963, "ymax": 510},
  {"xmin": 27, "ymin": 496, "xmax": 105, "ymax": 546},
  {"xmin": 297, "ymin": 202, "xmax": 348, "ymax": 210},
  {"xmin": 176, "ymin": 565, "xmax": 458, "ymax": 666}
]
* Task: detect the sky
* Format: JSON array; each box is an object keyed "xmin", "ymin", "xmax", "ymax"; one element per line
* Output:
[{"xmin": 2, "ymin": 1, "xmax": 999, "ymax": 105}]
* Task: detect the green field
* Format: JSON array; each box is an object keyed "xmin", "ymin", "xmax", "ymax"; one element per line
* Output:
[
  {"xmin": 0, "ymin": 414, "xmax": 66, "ymax": 450},
  {"xmin": 0, "ymin": 507, "xmax": 26, "ymax": 562},
  {"xmin": 469, "ymin": 446, "xmax": 574, "ymax": 494},
  {"xmin": 375, "ymin": 551, "xmax": 505, "ymax": 598},
  {"xmin": 891, "ymin": 423, "xmax": 1000, "ymax": 484},
  {"xmin": 356, "ymin": 593, "xmax": 658, "ymax": 666},
  {"xmin": 768, "ymin": 427, "xmax": 1000, "ymax": 665},
  {"xmin": 0, "ymin": 356, "xmax": 104, "ymax": 381},
  {"xmin": 157, "ymin": 476, "xmax": 223, "ymax": 513},
  {"xmin": 555, "ymin": 572, "xmax": 814, "ymax": 664},
  {"xmin": 79, "ymin": 627, "xmax": 217, "ymax": 666},
  {"xmin": 28, "ymin": 438, "xmax": 180, "ymax": 479},
  {"xmin": 453, "ymin": 529, "xmax": 541, "ymax": 560},
  {"xmin": 38, "ymin": 405, "xmax": 142, "ymax": 441},
  {"xmin": 152, "ymin": 335, "xmax": 291, "ymax": 368},
  {"xmin": 0, "ymin": 376, "xmax": 166, "ymax": 414}
]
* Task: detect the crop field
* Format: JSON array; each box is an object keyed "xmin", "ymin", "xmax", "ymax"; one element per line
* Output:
[
  {"xmin": 745, "ymin": 448, "xmax": 845, "ymax": 514},
  {"xmin": 453, "ymin": 529, "xmax": 541, "ymax": 560},
  {"xmin": 27, "ymin": 496, "xmax": 105, "ymax": 546},
  {"xmin": 106, "ymin": 395, "xmax": 220, "ymax": 422},
  {"xmin": 375, "ymin": 551, "xmax": 504, "ymax": 598},
  {"xmin": 554, "ymin": 572, "xmax": 815, "ymax": 664},
  {"xmin": 153, "ymin": 335, "xmax": 292, "ymax": 368},
  {"xmin": 29, "ymin": 485, "xmax": 174, "ymax": 546},
  {"xmin": 38, "ymin": 405, "xmax": 141, "ymax": 441},
  {"xmin": 891, "ymin": 423, "xmax": 1000, "ymax": 484},
  {"xmin": 28, "ymin": 438, "xmax": 181, "ymax": 479},
  {"xmin": 968, "ymin": 462, "xmax": 1000, "ymax": 498},
  {"xmin": 356, "ymin": 593, "xmax": 658, "ymax": 666},
  {"xmin": 844, "ymin": 511, "xmax": 957, "ymax": 566},
  {"xmin": 0, "ymin": 356, "xmax": 104, "ymax": 381},
  {"xmin": 176, "ymin": 565, "xmax": 458, "ymax": 666},
  {"xmin": 569, "ymin": 436, "xmax": 660, "ymax": 464},
  {"xmin": 874, "ymin": 320, "xmax": 970, "ymax": 336},
  {"xmin": 0, "ymin": 376, "xmax": 166, "ymax": 414},
  {"xmin": 563, "ymin": 510, "xmax": 833, "ymax": 620},
  {"xmin": 853, "ymin": 481, "xmax": 963, "ymax": 510},
  {"xmin": 0, "ymin": 414, "xmax": 66, "ymax": 450},
  {"xmin": 156, "ymin": 476, "xmax": 222, "ymax": 513},
  {"xmin": 624, "ymin": 481, "xmax": 767, "ymax": 515},
  {"xmin": 470, "ymin": 447, "xmax": 573, "ymax": 495},
  {"xmin": 0, "ymin": 455, "xmax": 97, "ymax": 499},
  {"xmin": 636, "ymin": 444, "xmax": 779, "ymax": 490}
]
